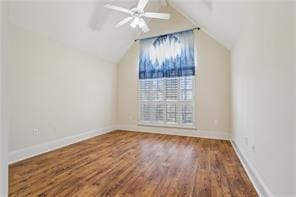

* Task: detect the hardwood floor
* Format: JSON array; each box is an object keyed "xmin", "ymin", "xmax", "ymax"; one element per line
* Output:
[{"xmin": 9, "ymin": 130, "xmax": 257, "ymax": 197}]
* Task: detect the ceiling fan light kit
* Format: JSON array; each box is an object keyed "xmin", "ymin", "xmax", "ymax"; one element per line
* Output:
[{"xmin": 104, "ymin": 0, "xmax": 171, "ymax": 33}]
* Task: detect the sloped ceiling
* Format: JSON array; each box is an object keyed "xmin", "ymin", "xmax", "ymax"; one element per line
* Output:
[
  {"xmin": 169, "ymin": 0, "xmax": 251, "ymax": 49},
  {"xmin": 9, "ymin": 0, "xmax": 162, "ymax": 63},
  {"xmin": 8, "ymin": 0, "xmax": 251, "ymax": 64}
]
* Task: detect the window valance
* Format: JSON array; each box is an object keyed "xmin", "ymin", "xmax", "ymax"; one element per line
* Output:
[{"xmin": 139, "ymin": 30, "xmax": 195, "ymax": 79}]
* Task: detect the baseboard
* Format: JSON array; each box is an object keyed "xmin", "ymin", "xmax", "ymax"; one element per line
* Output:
[
  {"xmin": 8, "ymin": 125, "xmax": 229, "ymax": 164},
  {"xmin": 8, "ymin": 124, "xmax": 272, "ymax": 196},
  {"xmin": 8, "ymin": 126, "xmax": 116, "ymax": 164},
  {"xmin": 231, "ymin": 139, "xmax": 273, "ymax": 197},
  {"xmin": 115, "ymin": 124, "xmax": 231, "ymax": 140}
]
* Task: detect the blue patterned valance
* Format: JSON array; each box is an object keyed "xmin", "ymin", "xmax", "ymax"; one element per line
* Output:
[{"xmin": 139, "ymin": 30, "xmax": 195, "ymax": 79}]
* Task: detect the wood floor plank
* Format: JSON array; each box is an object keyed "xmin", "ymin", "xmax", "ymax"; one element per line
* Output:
[{"xmin": 9, "ymin": 130, "xmax": 258, "ymax": 197}]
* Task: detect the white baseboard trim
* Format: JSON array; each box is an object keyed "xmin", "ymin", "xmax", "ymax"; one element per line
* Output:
[
  {"xmin": 231, "ymin": 139, "xmax": 273, "ymax": 197},
  {"xmin": 8, "ymin": 126, "xmax": 116, "ymax": 164},
  {"xmin": 115, "ymin": 124, "xmax": 231, "ymax": 140},
  {"xmin": 8, "ymin": 125, "xmax": 272, "ymax": 197}
]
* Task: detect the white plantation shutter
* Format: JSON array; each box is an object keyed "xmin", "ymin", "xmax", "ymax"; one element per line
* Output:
[
  {"xmin": 151, "ymin": 79, "xmax": 164, "ymax": 101},
  {"xmin": 140, "ymin": 103, "xmax": 151, "ymax": 122},
  {"xmin": 139, "ymin": 76, "xmax": 195, "ymax": 127},
  {"xmin": 140, "ymin": 80, "xmax": 152, "ymax": 101},
  {"xmin": 166, "ymin": 103, "xmax": 177, "ymax": 124},
  {"xmin": 180, "ymin": 76, "xmax": 193, "ymax": 101},
  {"xmin": 151, "ymin": 103, "xmax": 164, "ymax": 123},
  {"xmin": 180, "ymin": 103, "xmax": 193, "ymax": 124},
  {"xmin": 166, "ymin": 78, "xmax": 178, "ymax": 101}
]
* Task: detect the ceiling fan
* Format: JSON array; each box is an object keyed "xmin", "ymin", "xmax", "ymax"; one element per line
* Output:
[{"xmin": 104, "ymin": 0, "xmax": 171, "ymax": 33}]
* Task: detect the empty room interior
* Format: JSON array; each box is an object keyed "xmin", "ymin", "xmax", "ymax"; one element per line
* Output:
[{"xmin": 0, "ymin": 0, "xmax": 295, "ymax": 196}]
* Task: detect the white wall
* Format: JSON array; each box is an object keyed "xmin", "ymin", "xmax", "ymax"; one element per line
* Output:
[
  {"xmin": 116, "ymin": 6, "xmax": 231, "ymax": 136},
  {"xmin": 294, "ymin": 4, "xmax": 296, "ymax": 194},
  {"xmin": 231, "ymin": 2, "xmax": 295, "ymax": 196},
  {"xmin": 8, "ymin": 24, "xmax": 117, "ymax": 152},
  {"xmin": 0, "ymin": 1, "xmax": 8, "ymax": 196}
]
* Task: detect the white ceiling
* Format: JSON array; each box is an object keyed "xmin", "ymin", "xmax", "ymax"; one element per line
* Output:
[
  {"xmin": 9, "ymin": 0, "xmax": 163, "ymax": 63},
  {"xmin": 8, "ymin": 0, "xmax": 252, "ymax": 64},
  {"xmin": 169, "ymin": 0, "xmax": 251, "ymax": 49}
]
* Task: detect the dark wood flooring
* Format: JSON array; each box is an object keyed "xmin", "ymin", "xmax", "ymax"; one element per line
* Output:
[{"xmin": 9, "ymin": 130, "xmax": 258, "ymax": 197}]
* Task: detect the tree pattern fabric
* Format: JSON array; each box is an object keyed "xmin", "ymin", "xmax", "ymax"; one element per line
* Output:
[{"xmin": 139, "ymin": 30, "xmax": 195, "ymax": 79}]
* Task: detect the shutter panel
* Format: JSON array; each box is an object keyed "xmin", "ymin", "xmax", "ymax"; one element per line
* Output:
[
  {"xmin": 180, "ymin": 102, "xmax": 193, "ymax": 124},
  {"xmin": 151, "ymin": 103, "xmax": 164, "ymax": 123},
  {"xmin": 151, "ymin": 78, "xmax": 164, "ymax": 101},
  {"xmin": 139, "ymin": 76, "xmax": 195, "ymax": 127},
  {"xmin": 166, "ymin": 78, "xmax": 178, "ymax": 101},
  {"xmin": 140, "ymin": 103, "xmax": 151, "ymax": 122},
  {"xmin": 166, "ymin": 103, "xmax": 177, "ymax": 124},
  {"xmin": 180, "ymin": 76, "xmax": 193, "ymax": 101},
  {"xmin": 179, "ymin": 76, "xmax": 194, "ymax": 125},
  {"xmin": 140, "ymin": 80, "xmax": 152, "ymax": 101}
]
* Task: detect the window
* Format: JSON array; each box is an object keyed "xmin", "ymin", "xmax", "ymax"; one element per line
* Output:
[
  {"xmin": 139, "ymin": 76, "xmax": 195, "ymax": 127},
  {"xmin": 138, "ymin": 30, "xmax": 196, "ymax": 128}
]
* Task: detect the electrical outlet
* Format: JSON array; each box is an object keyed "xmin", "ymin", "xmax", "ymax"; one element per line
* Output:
[{"xmin": 32, "ymin": 128, "xmax": 39, "ymax": 136}]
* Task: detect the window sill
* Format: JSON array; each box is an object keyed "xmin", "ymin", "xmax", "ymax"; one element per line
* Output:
[{"xmin": 138, "ymin": 122, "xmax": 197, "ymax": 130}]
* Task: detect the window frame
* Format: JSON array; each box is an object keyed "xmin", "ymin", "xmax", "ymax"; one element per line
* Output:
[{"xmin": 138, "ymin": 76, "xmax": 196, "ymax": 129}]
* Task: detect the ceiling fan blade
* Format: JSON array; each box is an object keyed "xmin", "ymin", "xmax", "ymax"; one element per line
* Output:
[
  {"xmin": 130, "ymin": 17, "xmax": 140, "ymax": 28},
  {"xmin": 137, "ymin": 0, "xmax": 149, "ymax": 11},
  {"xmin": 139, "ymin": 18, "xmax": 150, "ymax": 33},
  {"xmin": 104, "ymin": 4, "xmax": 132, "ymax": 14},
  {"xmin": 144, "ymin": 12, "xmax": 170, "ymax": 20},
  {"xmin": 116, "ymin": 17, "xmax": 133, "ymax": 27}
]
